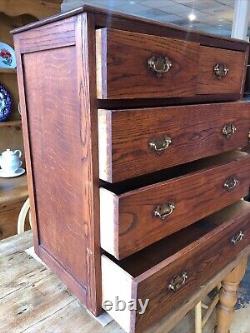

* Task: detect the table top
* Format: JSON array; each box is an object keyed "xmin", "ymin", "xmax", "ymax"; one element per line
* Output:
[
  {"xmin": 0, "ymin": 231, "xmax": 249, "ymax": 333},
  {"xmin": 0, "ymin": 174, "xmax": 28, "ymax": 205}
]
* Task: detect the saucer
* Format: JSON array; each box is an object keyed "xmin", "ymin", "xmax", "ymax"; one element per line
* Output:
[{"xmin": 0, "ymin": 167, "xmax": 25, "ymax": 178}]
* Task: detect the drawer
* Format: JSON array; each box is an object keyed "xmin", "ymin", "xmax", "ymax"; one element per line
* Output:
[
  {"xmin": 99, "ymin": 101, "xmax": 250, "ymax": 182},
  {"xmin": 100, "ymin": 152, "xmax": 250, "ymax": 259},
  {"xmin": 102, "ymin": 201, "xmax": 250, "ymax": 333},
  {"xmin": 198, "ymin": 46, "xmax": 246, "ymax": 95},
  {"xmin": 96, "ymin": 28, "xmax": 199, "ymax": 99}
]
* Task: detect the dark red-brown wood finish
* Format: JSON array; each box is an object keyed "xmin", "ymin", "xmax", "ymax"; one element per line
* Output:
[
  {"xmin": 12, "ymin": 5, "xmax": 250, "ymax": 331},
  {"xmin": 99, "ymin": 101, "xmax": 250, "ymax": 182},
  {"xmin": 14, "ymin": 12, "xmax": 101, "ymax": 315}
]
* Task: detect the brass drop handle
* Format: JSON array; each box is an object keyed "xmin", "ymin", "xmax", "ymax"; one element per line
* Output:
[
  {"xmin": 231, "ymin": 230, "xmax": 245, "ymax": 245},
  {"xmin": 213, "ymin": 63, "xmax": 229, "ymax": 79},
  {"xmin": 149, "ymin": 136, "xmax": 172, "ymax": 153},
  {"xmin": 148, "ymin": 55, "xmax": 172, "ymax": 77},
  {"xmin": 154, "ymin": 202, "xmax": 175, "ymax": 220},
  {"xmin": 222, "ymin": 123, "xmax": 237, "ymax": 138},
  {"xmin": 223, "ymin": 176, "xmax": 239, "ymax": 192},
  {"xmin": 169, "ymin": 272, "xmax": 188, "ymax": 292}
]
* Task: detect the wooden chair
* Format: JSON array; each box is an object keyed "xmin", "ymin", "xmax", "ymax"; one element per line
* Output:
[{"xmin": 17, "ymin": 197, "xmax": 31, "ymax": 234}]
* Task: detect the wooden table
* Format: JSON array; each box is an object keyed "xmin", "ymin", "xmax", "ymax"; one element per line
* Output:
[
  {"xmin": 0, "ymin": 175, "xmax": 28, "ymax": 240},
  {"xmin": 0, "ymin": 231, "xmax": 249, "ymax": 333}
]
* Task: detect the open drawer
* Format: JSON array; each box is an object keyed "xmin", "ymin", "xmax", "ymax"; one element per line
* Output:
[
  {"xmin": 102, "ymin": 201, "xmax": 250, "ymax": 333},
  {"xmin": 100, "ymin": 151, "xmax": 250, "ymax": 259}
]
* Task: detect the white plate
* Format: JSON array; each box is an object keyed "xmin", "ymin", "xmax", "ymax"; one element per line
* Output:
[
  {"xmin": 0, "ymin": 42, "xmax": 16, "ymax": 69},
  {"xmin": 0, "ymin": 167, "xmax": 25, "ymax": 178}
]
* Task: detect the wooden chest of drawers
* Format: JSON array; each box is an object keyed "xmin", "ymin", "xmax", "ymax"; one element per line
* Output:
[{"xmin": 13, "ymin": 5, "xmax": 250, "ymax": 333}]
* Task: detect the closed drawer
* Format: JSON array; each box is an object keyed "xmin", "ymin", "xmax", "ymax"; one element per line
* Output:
[
  {"xmin": 99, "ymin": 101, "xmax": 250, "ymax": 182},
  {"xmin": 102, "ymin": 201, "xmax": 250, "ymax": 333},
  {"xmin": 100, "ymin": 152, "xmax": 250, "ymax": 259},
  {"xmin": 96, "ymin": 28, "xmax": 199, "ymax": 99},
  {"xmin": 198, "ymin": 46, "xmax": 246, "ymax": 95},
  {"xmin": 96, "ymin": 29, "xmax": 247, "ymax": 101}
]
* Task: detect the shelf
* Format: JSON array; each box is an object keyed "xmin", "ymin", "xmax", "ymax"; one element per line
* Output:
[
  {"xmin": 0, "ymin": 120, "xmax": 21, "ymax": 128},
  {"xmin": 0, "ymin": 68, "xmax": 17, "ymax": 74},
  {"xmin": 0, "ymin": 174, "xmax": 28, "ymax": 205}
]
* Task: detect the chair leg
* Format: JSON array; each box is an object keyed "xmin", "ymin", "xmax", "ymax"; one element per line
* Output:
[
  {"xmin": 195, "ymin": 301, "xmax": 202, "ymax": 333},
  {"xmin": 17, "ymin": 198, "xmax": 30, "ymax": 234}
]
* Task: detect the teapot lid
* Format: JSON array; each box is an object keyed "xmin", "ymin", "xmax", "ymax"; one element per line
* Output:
[{"xmin": 2, "ymin": 148, "xmax": 12, "ymax": 154}]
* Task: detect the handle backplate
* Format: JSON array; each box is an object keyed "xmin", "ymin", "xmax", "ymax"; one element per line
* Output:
[
  {"xmin": 213, "ymin": 63, "xmax": 229, "ymax": 79},
  {"xmin": 154, "ymin": 202, "xmax": 175, "ymax": 220},
  {"xmin": 222, "ymin": 123, "xmax": 237, "ymax": 139},
  {"xmin": 149, "ymin": 136, "xmax": 172, "ymax": 153},
  {"xmin": 223, "ymin": 176, "xmax": 239, "ymax": 192},
  {"xmin": 148, "ymin": 55, "xmax": 172, "ymax": 77},
  {"xmin": 231, "ymin": 230, "xmax": 245, "ymax": 245},
  {"xmin": 169, "ymin": 272, "xmax": 188, "ymax": 292}
]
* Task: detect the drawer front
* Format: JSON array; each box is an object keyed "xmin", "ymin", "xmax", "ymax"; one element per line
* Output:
[
  {"xmin": 99, "ymin": 102, "xmax": 250, "ymax": 182},
  {"xmin": 198, "ymin": 46, "xmax": 246, "ymax": 95},
  {"xmin": 100, "ymin": 154, "xmax": 250, "ymax": 259},
  {"xmin": 135, "ymin": 205, "xmax": 250, "ymax": 332},
  {"xmin": 102, "ymin": 202, "xmax": 250, "ymax": 333},
  {"xmin": 96, "ymin": 28, "xmax": 199, "ymax": 99}
]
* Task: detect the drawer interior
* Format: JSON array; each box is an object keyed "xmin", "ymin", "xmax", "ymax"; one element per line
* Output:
[
  {"xmin": 102, "ymin": 201, "xmax": 250, "ymax": 332},
  {"xmin": 101, "ymin": 150, "xmax": 248, "ymax": 195}
]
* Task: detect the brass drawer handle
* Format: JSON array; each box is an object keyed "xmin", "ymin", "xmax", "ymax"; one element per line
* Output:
[
  {"xmin": 149, "ymin": 136, "xmax": 172, "ymax": 153},
  {"xmin": 154, "ymin": 202, "xmax": 175, "ymax": 220},
  {"xmin": 148, "ymin": 55, "xmax": 172, "ymax": 77},
  {"xmin": 231, "ymin": 230, "xmax": 245, "ymax": 245},
  {"xmin": 169, "ymin": 272, "xmax": 188, "ymax": 292},
  {"xmin": 223, "ymin": 176, "xmax": 239, "ymax": 191},
  {"xmin": 222, "ymin": 123, "xmax": 237, "ymax": 138},
  {"xmin": 213, "ymin": 63, "xmax": 229, "ymax": 79}
]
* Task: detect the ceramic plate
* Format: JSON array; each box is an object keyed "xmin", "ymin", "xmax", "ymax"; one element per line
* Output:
[
  {"xmin": 0, "ymin": 84, "xmax": 12, "ymax": 122},
  {"xmin": 0, "ymin": 167, "xmax": 25, "ymax": 178},
  {"xmin": 0, "ymin": 42, "xmax": 16, "ymax": 68}
]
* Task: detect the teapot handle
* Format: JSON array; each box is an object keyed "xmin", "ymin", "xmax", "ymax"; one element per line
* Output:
[{"xmin": 14, "ymin": 150, "xmax": 22, "ymax": 158}]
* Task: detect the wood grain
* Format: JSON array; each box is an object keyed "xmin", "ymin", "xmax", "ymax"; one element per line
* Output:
[
  {"xmin": 4, "ymin": 231, "xmax": 247, "ymax": 333},
  {"xmin": 12, "ymin": 6, "xmax": 250, "ymax": 326},
  {"xmin": 75, "ymin": 13, "xmax": 102, "ymax": 316},
  {"xmin": 134, "ymin": 202, "xmax": 250, "ymax": 333},
  {"xmin": 12, "ymin": 5, "xmax": 249, "ymax": 53},
  {"xmin": 102, "ymin": 201, "xmax": 250, "ymax": 333},
  {"xmin": 0, "ymin": 175, "xmax": 28, "ymax": 205},
  {"xmin": 99, "ymin": 101, "xmax": 250, "ymax": 182},
  {"xmin": 215, "ymin": 257, "xmax": 248, "ymax": 333},
  {"xmin": 198, "ymin": 46, "xmax": 246, "ymax": 95},
  {"xmin": 100, "ymin": 152, "xmax": 250, "ymax": 259},
  {"xmin": 17, "ymin": 17, "xmax": 76, "ymax": 54},
  {"xmin": 0, "ymin": 0, "xmax": 60, "ymax": 19},
  {"xmin": 0, "ymin": 200, "xmax": 29, "ymax": 240},
  {"xmin": 14, "ymin": 13, "xmax": 101, "ymax": 316},
  {"xmin": 96, "ymin": 28, "xmax": 199, "ymax": 99}
]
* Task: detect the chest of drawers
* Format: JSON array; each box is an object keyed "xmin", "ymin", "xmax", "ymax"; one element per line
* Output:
[{"xmin": 13, "ymin": 5, "xmax": 250, "ymax": 333}]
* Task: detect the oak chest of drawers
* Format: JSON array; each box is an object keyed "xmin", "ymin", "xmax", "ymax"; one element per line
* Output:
[{"xmin": 13, "ymin": 5, "xmax": 250, "ymax": 333}]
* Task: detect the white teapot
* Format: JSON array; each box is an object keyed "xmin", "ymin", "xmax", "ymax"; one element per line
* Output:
[{"xmin": 0, "ymin": 149, "xmax": 22, "ymax": 174}]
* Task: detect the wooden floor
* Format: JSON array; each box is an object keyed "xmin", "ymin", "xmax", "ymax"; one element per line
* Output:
[{"xmin": 0, "ymin": 231, "xmax": 248, "ymax": 333}]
